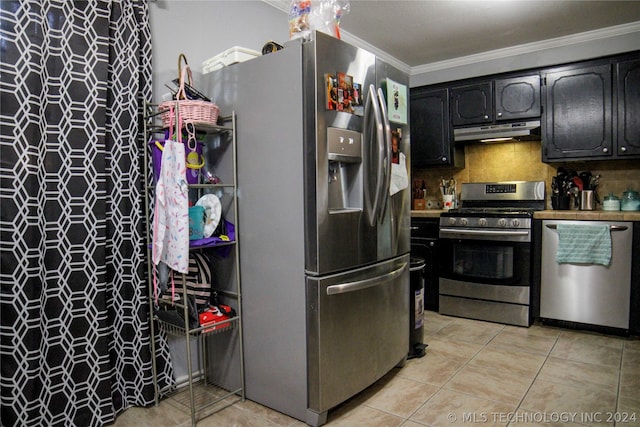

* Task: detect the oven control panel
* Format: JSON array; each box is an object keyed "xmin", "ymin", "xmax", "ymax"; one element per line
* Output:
[
  {"xmin": 441, "ymin": 216, "xmax": 531, "ymax": 229},
  {"xmin": 460, "ymin": 181, "xmax": 545, "ymax": 202},
  {"xmin": 439, "ymin": 216, "xmax": 532, "ymax": 242},
  {"xmin": 485, "ymin": 183, "xmax": 517, "ymax": 194}
]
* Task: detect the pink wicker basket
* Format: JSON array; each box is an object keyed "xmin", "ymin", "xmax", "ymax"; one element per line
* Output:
[
  {"xmin": 160, "ymin": 55, "xmax": 219, "ymax": 127},
  {"xmin": 159, "ymin": 99, "xmax": 219, "ymax": 127}
]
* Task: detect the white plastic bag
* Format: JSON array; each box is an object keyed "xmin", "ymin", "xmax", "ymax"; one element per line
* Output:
[{"xmin": 289, "ymin": 0, "xmax": 350, "ymax": 40}]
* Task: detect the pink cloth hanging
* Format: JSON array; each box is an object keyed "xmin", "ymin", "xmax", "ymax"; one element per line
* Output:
[{"xmin": 152, "ymin": 105, "xmax": 189, "ymax": 275}]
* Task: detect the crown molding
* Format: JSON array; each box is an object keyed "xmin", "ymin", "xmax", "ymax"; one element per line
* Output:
[
  {"xmin": 261, "ymin": 2, "xmax": 639, "ymax": 77},
  {"xmin": 339, "ymin": 32, "xmax": 411, "ymax": 73},
  {"xmin": 261, "ymin": 0, "xmax": 289, "ymax": 12},
  {"xmin": 411, "ymin": 21, "xmax": 640, "ymax": 76}
]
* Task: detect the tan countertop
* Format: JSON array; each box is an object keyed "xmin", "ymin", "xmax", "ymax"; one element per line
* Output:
[
  {"xmin": 533, "ymin": 210, "xmax": 640, "ymax": 221},
  {"xmin": 410, "ymin": 210, "xmax": 446, "ymax": 218},
  {"xmin": 412, "ymin": 209, "xmax": 640, "ymax": 221}
]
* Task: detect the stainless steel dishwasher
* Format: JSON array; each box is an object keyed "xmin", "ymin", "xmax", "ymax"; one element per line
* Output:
[{"xmin": 540, "ymin": 220, "xmax": 633, "ymax": 330}]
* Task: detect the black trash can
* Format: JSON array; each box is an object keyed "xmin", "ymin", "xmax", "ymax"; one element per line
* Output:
[{"xmin": 408, "ymin": 257, "xmax": 427, "ymax": 359}]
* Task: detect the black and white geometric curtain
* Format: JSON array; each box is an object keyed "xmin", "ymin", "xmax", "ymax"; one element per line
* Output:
[{"xmin": 0, "ymin": 1, "xmax": 172, "ymax": 426}]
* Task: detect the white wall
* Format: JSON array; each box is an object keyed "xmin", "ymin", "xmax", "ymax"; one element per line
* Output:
[{"xmin": 149, "ymin": 0, "xmax": 288, "ymax": 102}]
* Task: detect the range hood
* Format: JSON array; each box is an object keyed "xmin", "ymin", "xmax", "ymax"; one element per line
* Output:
[{"xmin": 454, "ymin": 120, "xmax": 541, "ymax": 143}]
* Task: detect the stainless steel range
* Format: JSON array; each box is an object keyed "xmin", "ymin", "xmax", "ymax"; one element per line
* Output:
[{"xmin": 438, "ymin": 181, "xmax": 545, "ymax": 326}]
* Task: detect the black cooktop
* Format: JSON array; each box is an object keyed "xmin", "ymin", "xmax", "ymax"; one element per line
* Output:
[
  {"xmin": 442, "ymin": 199, "xmax": 546, "ymax": 217},
  {"xmin": 441, "ymin": 208, "xmax": 536, "ymax": 218}
]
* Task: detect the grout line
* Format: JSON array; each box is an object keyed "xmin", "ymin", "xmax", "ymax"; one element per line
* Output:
[
  {"xmin": 507, "ymin": 330, "xmax": 561, "ymax": 427},
  {"xmin": 413, "ymin": 316, "xmax": 520, "ymax": 424},
  {"xmin": 614, "ymin": 341, "xmax": 626, "ymax": 426},
  {"xmin": 400, "ymin": 312, "xmax": 483, "ymax": 425}
]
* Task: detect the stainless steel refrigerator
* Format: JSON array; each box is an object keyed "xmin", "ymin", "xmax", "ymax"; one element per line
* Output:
[{"xmin": 204, "ymin": 31, "xmax": 410, "ymax": 426}]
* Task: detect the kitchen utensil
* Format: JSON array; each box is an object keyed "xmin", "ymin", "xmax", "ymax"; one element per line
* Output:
[
  {"xmin": 570, "ymin": 187, "xmax": 580, "ymax": 208},
  {"xmin": 439, "ymin": 177, "xmax": 456, "ymax": 198},
  {"xmin": 579, "ymin": 171, "xmax": 592, "ymax": 189},
  {"xmin": 572, "ymin": 176, "xmax": 583, "ymax": 191}
]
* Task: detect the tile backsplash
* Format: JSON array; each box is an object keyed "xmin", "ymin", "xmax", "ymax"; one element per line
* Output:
[{"xmin": 411, "ymin": 141, "xmax": 640, "ymax": 209}]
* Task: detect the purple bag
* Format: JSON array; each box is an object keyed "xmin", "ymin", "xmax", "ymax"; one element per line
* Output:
[{"xmin": 149, "ymin": 129, "xmax": 204, "ymax": 184}]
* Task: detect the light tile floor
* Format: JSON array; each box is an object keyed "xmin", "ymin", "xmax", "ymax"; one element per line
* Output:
[{"xmin": 112, "ymin": 311, "xmax": 640, "ymax": 426}]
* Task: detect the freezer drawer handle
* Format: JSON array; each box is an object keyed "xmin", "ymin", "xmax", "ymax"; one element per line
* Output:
[
  {"xmin": 326, "ymin": 262, "xmax": 408, "ymax": 295},
  {"xmin": 545, "ymin": 224, "xmax": 628, "ymax": 231}
]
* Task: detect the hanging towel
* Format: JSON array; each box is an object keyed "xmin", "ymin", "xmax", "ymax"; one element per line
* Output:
[{"xmin": 556, "ymin": 223, "xmax": 611, "ymax": 266}]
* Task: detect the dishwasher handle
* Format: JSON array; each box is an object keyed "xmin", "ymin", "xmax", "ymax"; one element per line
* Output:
[
  {"xmin": 545, "ymin": 224, "xmax": 628, "ymax": 231},
  {"xmin": 326, "ymin": 262, "xmax": 408, "ymax": 295}
]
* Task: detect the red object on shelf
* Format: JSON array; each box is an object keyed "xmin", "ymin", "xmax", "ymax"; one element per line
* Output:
[{"xmin": 199, "ymin": 306, "xmax": 233, "ymax": 332}]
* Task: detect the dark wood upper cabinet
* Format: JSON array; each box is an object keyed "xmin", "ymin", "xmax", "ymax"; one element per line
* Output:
[
  {"xmin": 450, "ymin": 82, "xmax": 493, "ymax": 126},
  {"xmin": 542, "ymin": 63, "xmax": 613, "ymax": 161},
  {"xmin": 542, "ymin": 52, "xmax": 640, "ymax": 162},
  {"xmin": 410, "ymin": 88, "xmax": 463, "ymax": 168},
  {"xmin": 616, "ymin": 57, "xmax": 640, "ymax": 157},
  {"xmin": 495, "ymin": 75, "xmax": 541, "ymax": 121},
  {"xmin": 450, "ymin": 75, "xmax": 540, "ymax": 127},
  {"xmin": 410, "ymin": 51, "xmax": 639, "ymax": 167}
]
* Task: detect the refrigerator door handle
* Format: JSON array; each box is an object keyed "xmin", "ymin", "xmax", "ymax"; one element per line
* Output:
[
  {"xmin": 376, "ymin": 87, "xmax": 392, "ymax": 223},
  {"xmin": 363, "ymin": 84, "xmax": 385, "ymax": 227},
  {"xmin": 326, "ymin": 262, "xmax": 408, "ymax": 295}
]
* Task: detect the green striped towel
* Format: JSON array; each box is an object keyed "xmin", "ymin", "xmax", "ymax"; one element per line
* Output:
[{"xmin": 556, "ymin": 224, "xmax": 611, "ymax": 266}]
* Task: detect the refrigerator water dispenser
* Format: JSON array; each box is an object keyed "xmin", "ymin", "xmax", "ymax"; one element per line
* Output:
[{"xmin": 327, "ymin": 127, "xmax": 362, "ymax": 212}]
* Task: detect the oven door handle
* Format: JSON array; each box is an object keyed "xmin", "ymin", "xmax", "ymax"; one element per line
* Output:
[{"xmin": 439, "ymin": 228, "xmax": 530, "ymax": 237}]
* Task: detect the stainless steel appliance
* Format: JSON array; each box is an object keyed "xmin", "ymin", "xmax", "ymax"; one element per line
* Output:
[
  {"xmin": 540, "ymin": 220, "xmax": 633, "ymax": 331},
  {"xmin": 204, "ymin": 32, "xmax": 410, "ymax": 426},
  {"xmin": 454, "ymin": 120, "xmax": 541, "ymax": 142},
  {"xmin": 438, "ymin": 181, "xmax": 545, "ymax": 326}
]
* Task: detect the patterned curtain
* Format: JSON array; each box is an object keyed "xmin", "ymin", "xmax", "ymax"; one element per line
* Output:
[{"xmin": 0, "ymin": 1, "xmax": 172, "ymax": 426}]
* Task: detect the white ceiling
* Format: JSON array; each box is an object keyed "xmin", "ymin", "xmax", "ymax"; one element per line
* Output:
[{"xmin": 266, "ymin": 1, "xmax": 640, "ymax": 70}]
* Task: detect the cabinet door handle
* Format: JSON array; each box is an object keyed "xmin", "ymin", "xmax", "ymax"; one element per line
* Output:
[
  {"xmin": 441, "ymin": 157, "xmax": 447, "ymax": 162},
  {"xmin": 603, "ymin": 147, "xmax": 608, "ymax": 153},
  {"xmin": 621, "ymin": 146, "xmax": 627, "ymax": 152},
  {"xmin": 483, "ymin": 115, "xmax": 489, "ymax": 119},
  {"xmin": 497, "ymin": 112, "xmax": 503, "ymax": 117}
]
